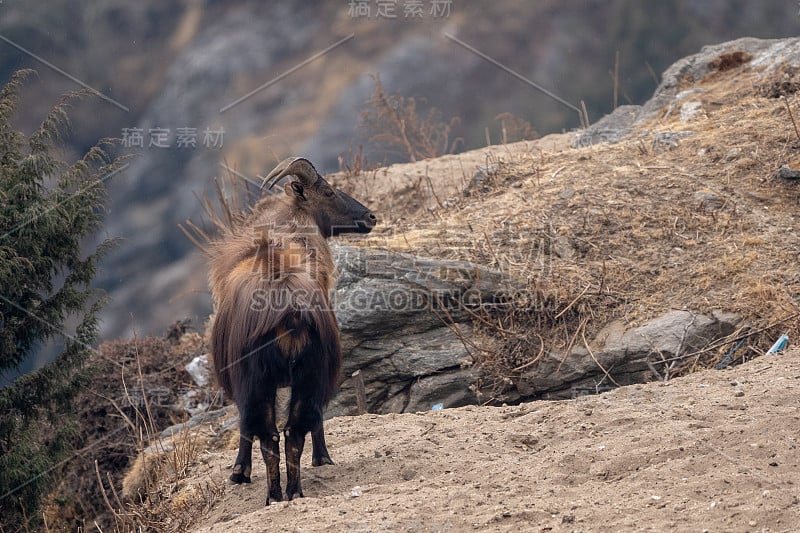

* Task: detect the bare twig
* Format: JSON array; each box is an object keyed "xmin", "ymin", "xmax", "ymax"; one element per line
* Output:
[
  {"xmin": 582, "ymin": 325, "xmax": 621, "ymax": 388},
  {"xmin": 783, "ymin": 96, "xmax": 800, "ymax": 142},
  {"xmin": 94, "ymin": 461, "xmax": 121, "ymax": 528},
  {"xmin": 511, "ymin": 333, "xmax": 546, "ymax": 372},
  {"xmin": 424, "ymin": 166, "xmax": 444, "ymax": 209},
  {"xmin": 580, "ymin": 100, "xmax": 590, "ymax": 129},
  {"xmin": 551, "ymin": 165, "xmax": 567, "ymax": 180},
  {"xmin": 645, "ymin": 358, "xmax": 664, "ymax": 381},
  {"xmin": 555, "ymin": 316, "xmax": 588, "ymax": 373},
  {"xmin": 554, "ymin": 283, "xmax": 591, "ymax": 319},
  {"xmin": 351, "ymin": 370, "xmax": 368, "ymax": 415},
  {"xmin": 613, "ymin": 50, "xmax": 620, "ymax": 110}
]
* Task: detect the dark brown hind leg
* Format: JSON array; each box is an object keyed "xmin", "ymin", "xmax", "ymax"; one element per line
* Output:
[
  {"xmin": 230, "ymin": 433, "xmax": 253, "ymax": 484},
  {"xmin": 284, "ymin": 418, "xmax": 308, "ymax": 500},
  {"xmin": 232, "ymin": 395, "xmax": 264, "ymax": 484},
  {"xmin": 311, "ymin": 426, "xmax": 334, "ymax": 466},
  {"xmin": 259, "ymin": 391, "xmax": 283, "ymax": 505}
]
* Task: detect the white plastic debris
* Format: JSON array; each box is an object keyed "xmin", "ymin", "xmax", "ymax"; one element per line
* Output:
[
  {"xmin": 185, "ymin": 354, "xmax": 210, "ymax": 387},
  {"xmin": 350, "ymin": 485, "xmax": 362, "ymax": 498}
]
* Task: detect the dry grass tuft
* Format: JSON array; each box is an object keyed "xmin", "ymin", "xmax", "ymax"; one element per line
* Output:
[
  {"xmin": 40, "ymin": 327, "xmax": 218, "ymax": 532},
  {"xmin": 94, "ymin": 339, "xmax": 224, "ymax": 533}
]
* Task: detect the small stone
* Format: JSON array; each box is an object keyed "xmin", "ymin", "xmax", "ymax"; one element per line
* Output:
[
  {"xmin": 680, "ymin": 101, "xmax": 704, "ymax": 122},
  {"xmin": 652, "ymin": 130, "xmax": 694, "ymax": 151},
  {"xmin": 694, "ymin": 189, "xmax": 724, "ymax": 210},
  {"xmin": 374, "ymin": 450, "xmax": 382, "ymax": 458},
  {"xmin": 776, "ymin": 165, "xmax": 800, "ymax": 179},
  {"xmin": 559, "ymin": 186, "xmax": 576, "ymax": 200},
  {"xmin": 553, "ymin": 235, "xmax": 576, "ymax": 260},
  {"xmin": 401, "ymin": 468, "xmax": 417, "ymax": 481},
  {"xmin": 733, "ymin": 390, "xmax": 745, "ymax": 397},
  {"xmin": 724, "ymin": 148, "xmax": 740, "ymax": 161},
  {"xmin": 465, "ymin": 164, "xmax": 498, "ymax": 195}
]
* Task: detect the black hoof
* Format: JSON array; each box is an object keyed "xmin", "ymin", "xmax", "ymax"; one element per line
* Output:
[
  {"xmin": 312, "ymin": 455, "xmax": 334, "ymax": 466},
  {"xmin": 230, "ymin": 464, "xmax": 251, "ymax": 484},
  {"xmin": 230, "ymin": 472, "xmax": 251, "ymax": 484},
  {"xmin": 266, "ymin": 488, "xmax": 283, "ymax": 506},
  {"xmin": 286, "ymin": 489, "xmax": 304, "ymax": 501}
]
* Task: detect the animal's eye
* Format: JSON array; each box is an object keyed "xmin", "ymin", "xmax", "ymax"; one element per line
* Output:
[{"xmin": 324, "ymin": 189, "xmax": 335, "ymax": 198}]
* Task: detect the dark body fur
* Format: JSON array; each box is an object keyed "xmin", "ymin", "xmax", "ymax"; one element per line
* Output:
[{"xmin": 206, "ymin": 158, "xmax": 375, "ymax": 504}]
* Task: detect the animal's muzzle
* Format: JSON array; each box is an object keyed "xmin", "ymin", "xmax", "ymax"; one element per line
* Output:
[{"xmin": 358, "ymin": 212, "xmax": 377, "ymax": 232}]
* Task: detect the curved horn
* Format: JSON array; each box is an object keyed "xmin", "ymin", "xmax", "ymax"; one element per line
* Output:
[{"xmin": 260, "ymin": 157, "xmax": 319, "ymax": 191}]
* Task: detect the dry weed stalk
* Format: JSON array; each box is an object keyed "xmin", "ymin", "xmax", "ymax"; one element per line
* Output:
[
  {"xmin": 782, "ymin": 95, "xmax": 800, "ymax": 143},
  {"xmin": 495, "ymin": 112, "xmax": 538, "ymax": 145},
  {"xmin": 338, "ymin": 144, "xmax": 374, "ymax": 178},
  {"xmin": 335, "ymin": 144, "xmax": 381, "ymax": 203},
  {"xmin": 359, "ymin": 74, "xmax": 463, "ymax": 162}
]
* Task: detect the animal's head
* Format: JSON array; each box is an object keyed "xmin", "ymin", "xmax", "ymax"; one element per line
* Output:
[{"xmin": 261, "ymin": 157, "xmax": 377, "ymax": 237}]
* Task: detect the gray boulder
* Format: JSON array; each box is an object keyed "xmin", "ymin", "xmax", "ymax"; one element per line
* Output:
[
  {"xmin": 513, "ymin": 309, "xmax": 741, "ymax": 400},
  {"xmin": 327, "ymin": 243, "xmax": 516, "ymax": 416}
]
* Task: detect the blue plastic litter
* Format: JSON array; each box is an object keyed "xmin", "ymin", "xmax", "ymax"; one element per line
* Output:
[
  {"xmin": 431, "ymin": 403, "xmax": 444, "ymax": 410},
  {"xmin": 715, "ymin": 338, "xmax": 747, "ymax": 370},
  {"xmin": 765, "ymin": 333, "xmax": 789, "ymax": 355}
]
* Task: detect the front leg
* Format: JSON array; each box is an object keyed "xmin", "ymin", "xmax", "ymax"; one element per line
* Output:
[
  {"xmin": 284, "ymin": 425, "xmax": 307, "ymax": 500},
  {"xmin": 260, "ymin": 393, "xmax": 283, "ymax": 505}
]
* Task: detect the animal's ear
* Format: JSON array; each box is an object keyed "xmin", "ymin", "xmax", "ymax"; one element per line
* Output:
[{"xmin": 284, "ymin": 180, "xmax": 307, "ymax": 201}]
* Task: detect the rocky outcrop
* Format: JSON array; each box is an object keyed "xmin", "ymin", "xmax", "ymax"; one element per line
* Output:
[
  {"xmin": 575, "ymin": 37, "xmax": 800, "ymax": 148},
  {"xmin": 513, "ymin": 310, "xmax": 741, "ymax": 400},
  {"xmin": 175, "ymin": 36, "xmax": 800, "ymax": 416},
  {"xmin": 181, "ymin": 243, "xmax": 743, "ymax": 415},
  {"xmin": 328, "ymin": 243, "xmax": 515, "ymax": 415}
]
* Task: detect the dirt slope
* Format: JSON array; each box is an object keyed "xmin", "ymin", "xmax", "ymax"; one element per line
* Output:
[{"xmin": 184, "ymin": 349, "xmax": 800, "ymax": 532}]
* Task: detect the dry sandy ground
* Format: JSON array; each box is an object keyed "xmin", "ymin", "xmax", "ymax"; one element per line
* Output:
[{"xmin": 185, "ymin": 348, "xmax": 800, "ymax": 532}]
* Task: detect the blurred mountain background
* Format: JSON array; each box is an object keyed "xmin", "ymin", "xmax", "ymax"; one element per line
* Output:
[{"xmin": 1, "ymin": 0, "xmax": 797, "ymax": 373}]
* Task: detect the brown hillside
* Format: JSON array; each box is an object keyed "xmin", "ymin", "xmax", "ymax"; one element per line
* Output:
[{"xmin": 346, "ymin": 39, "xmax": 800, "ymax": 383}]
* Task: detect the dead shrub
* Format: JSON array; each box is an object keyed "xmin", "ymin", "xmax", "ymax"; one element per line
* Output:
[{"xmin": 359, "ymin": 73, "xmax": 463, "ymax": 162}]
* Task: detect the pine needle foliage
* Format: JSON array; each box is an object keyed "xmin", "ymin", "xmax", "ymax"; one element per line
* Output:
[{"xmin": 0, "ymin": 70, "xmax": 125, "ymax": 531}]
